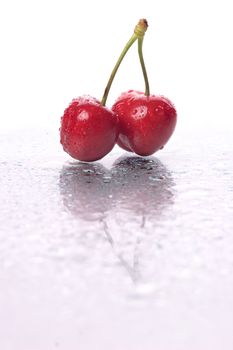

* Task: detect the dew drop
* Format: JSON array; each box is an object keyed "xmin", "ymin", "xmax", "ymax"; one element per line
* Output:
[
  {"xmin": 77, "ymin": 110, "xmax": 89, "ymax": 121},
  {"xmin": 103, "ymin": 175, "xmax": 112, "ymax": 183},
  {"xmin": 149, "ymin": 176, "xmax": 160, "ymax": 181},
  {"xmin": 82, "ymin": 169, "xmax": 94, "ymax": 175},
  {"xmin": 132, "ymin": 106, "xmax": 147, "ymax": 120}
]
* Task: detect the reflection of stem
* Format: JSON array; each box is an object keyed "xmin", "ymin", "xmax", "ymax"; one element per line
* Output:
[
  {"xmin": 140, "ymin": 214, "xmax": 146, "ymax": 229},
  {"xmin": 100, "ymin": 217, "xmax": 141, "ymax": 284}
]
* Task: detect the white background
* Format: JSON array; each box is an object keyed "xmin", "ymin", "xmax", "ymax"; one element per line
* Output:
[
  {"xmin": 0, "ymin": 0, "xmax": 233, "ymax": 131},
  {"xmin": 1, "ymin": 3, "xmax": 233, "ymax": 349}
]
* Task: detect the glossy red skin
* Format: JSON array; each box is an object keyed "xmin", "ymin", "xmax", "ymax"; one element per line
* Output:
[
  {"xmin": 60, "ymin": 96, "xmax": 119, "ymax": 162},
  {"xmin": 112, "ymin": 90, "xmax": 177, "ymax": 156}
]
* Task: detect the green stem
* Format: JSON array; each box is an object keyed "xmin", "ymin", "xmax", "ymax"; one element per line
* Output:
[
  {"xmin": 101, "ymin": 19, "xmax": 149, "ymax": 105},
  {"xmin": 101, "ymin": 34, "xmax": 137, "ymax": 106},
  {"xmin": 138, "ymin": 37, "xmax": 150, "ymax": 96}
]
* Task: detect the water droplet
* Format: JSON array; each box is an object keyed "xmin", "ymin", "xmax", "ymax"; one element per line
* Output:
[
  {"xmin": 149, "ymin": 176, "xmax": 160, "ymax": 181},
  {"xmin": 77, "ymin": 110, "xmax": 89, "ymax": 121},
  {"xmin": 82, "ymin": 169, "xmax": 94, "ymax": 175},
  {"xmin": 132, "ymin": 106, "xmax": 147, "ymax": 120},
  {"xmin": 103, "ymin": 175, "xmax": 112, "ymax": 183}
]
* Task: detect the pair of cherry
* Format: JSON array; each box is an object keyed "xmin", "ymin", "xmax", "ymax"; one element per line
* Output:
[{"xmin": 60, "ymin": 20, "xmax": 177, "ymax": 162}]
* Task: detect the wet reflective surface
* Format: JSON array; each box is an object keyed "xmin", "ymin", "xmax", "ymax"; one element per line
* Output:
[{"xmin": 1, "ymin": 128, "xmax": 233, "ymax": 349}]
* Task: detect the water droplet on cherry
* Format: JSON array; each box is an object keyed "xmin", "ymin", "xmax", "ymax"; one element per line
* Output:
[{"xmin": 132, "ymin": 105, "xmax": 147, "ymax": 120}]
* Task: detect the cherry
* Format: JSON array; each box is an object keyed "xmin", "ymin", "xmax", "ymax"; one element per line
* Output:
[
  {"xmin": 60, "ymin": 96, "xmax": 118, "ymax": 162},
  {"xmin": 110, "ymin": 19, "xmax": 177, "ymax": 156},
  {"xmin": 60, "ymin": 19, "xmax": 177, "ymax": 161},
  {"xmin": 112, "ymin": 91, "xmax": 177, "ymax": 156},
  {"xmin": 60, "ymin": 20, "xmax": 142, "ymax": 162}
]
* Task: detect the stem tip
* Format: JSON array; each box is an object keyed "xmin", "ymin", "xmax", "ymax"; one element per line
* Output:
[{"xmin": 134, "ymin": 19, "xmax": 148, "ymax": 38}]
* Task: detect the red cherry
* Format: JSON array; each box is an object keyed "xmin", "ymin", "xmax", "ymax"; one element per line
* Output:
[
  {"xmin": 112, "ymin": 90, "xmax": 177, "ymax": 156},
  {"xmin": 60, "ymin": 96, "xmax": 119, "ymax": 162}
]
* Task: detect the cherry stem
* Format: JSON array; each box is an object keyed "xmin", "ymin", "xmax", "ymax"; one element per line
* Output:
[
  {"xmin": 138, "ymin": 37, "xmax": 150, "ymax": 96},
  {"xmin": 101, "ymin": 34, "xmax": 137, "ymax": 106},
  {"xmin": 101, "ymin": 19, "xmax": 149, "ymax": 106}
]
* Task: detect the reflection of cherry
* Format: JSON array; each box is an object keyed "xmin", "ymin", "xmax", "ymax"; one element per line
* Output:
[
  {"xmin": 60, "ymin": 156, "xmax": 174, "ymax": 221},
  {"xmin": 110, "ymin": 156, "xmax": 174, "ymax": 284},
  {"xmin": 59, "ymin": 161, "xmax": 112, "ymax": 221},
  {"xmin": 59, "ymin": 157, "xmax": 174, "ymax": 284},
  {"xmin": 111, "ymin": 155, "xmax": 174, "ymax": 218}
]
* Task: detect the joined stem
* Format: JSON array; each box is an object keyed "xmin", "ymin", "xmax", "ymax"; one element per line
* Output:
[{"xmin": 101, "ymin": 19, "xmax": 150, "ymax": 106}]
